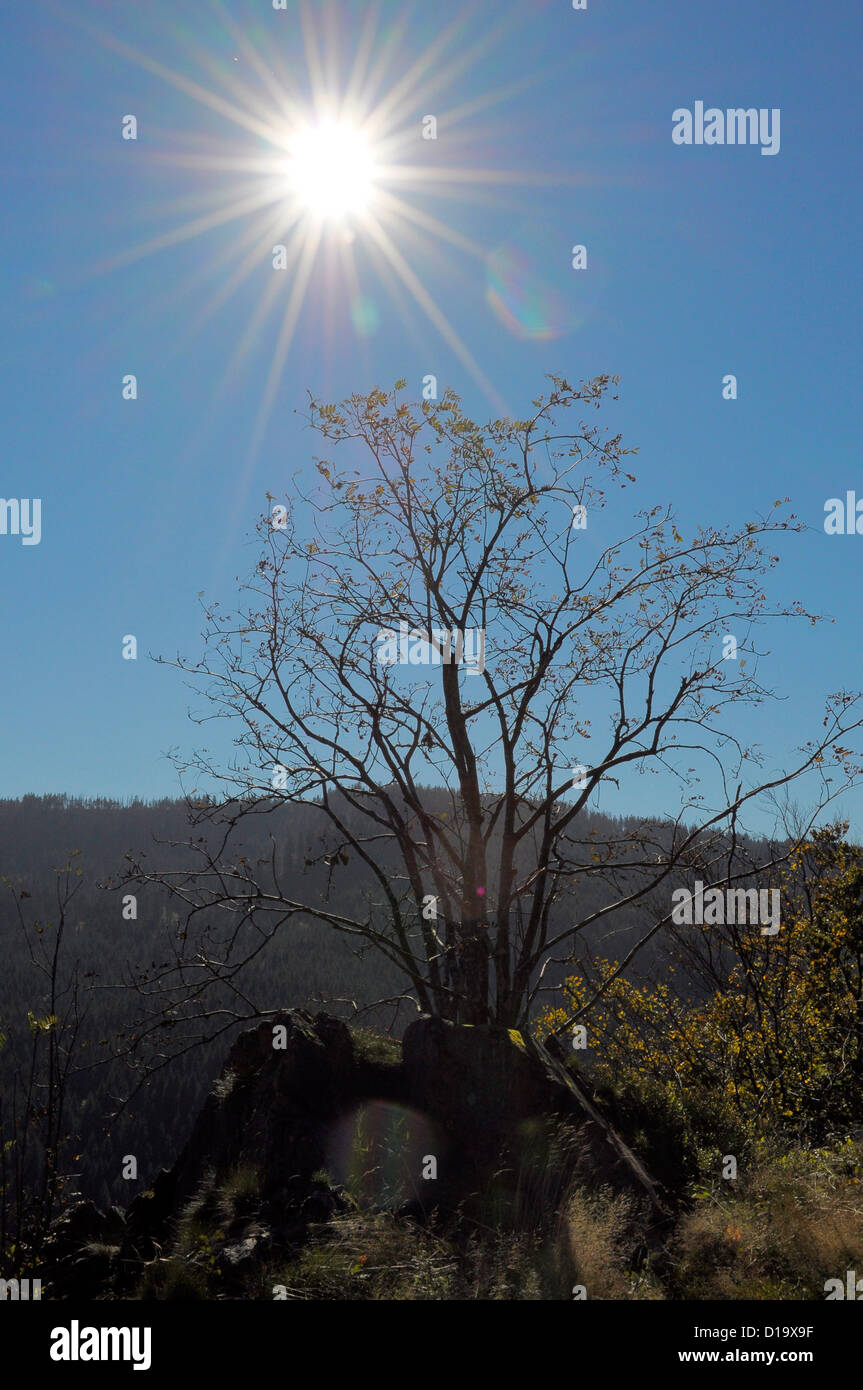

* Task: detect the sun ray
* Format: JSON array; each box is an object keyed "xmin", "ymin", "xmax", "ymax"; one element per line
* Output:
[
  {"xmin": 342, "ymin": 0, "xmax": 386, "ymax": 114},
  {"xmin": 93, "ymin": 184, "xmax": 285, "ymax": 275},
  {"xmin": 361, "ymin": 211, "xmax": 506, "ymax": 412},
  {"xmin": 382, "ymin": 164, "xmax": 596, "ymax": 188},
  {"xmin": 108, "ymin": 208, "xmax": 290, "ymax": 372},
  {"xmin": 163, "ymin": 220, "xmax": 314, "ymax": 490},
  {"xmin": 64, "ymin": 9, "xmax": 295, "ymax": 147},
  {"xmin": 298, "ymin": 0, "xmax": 330, "ymax": 114},
  {"xmin": 208, "ymin": 0, "xmax": 305, "ymax": 117},
  {"xmin": 363, "ymin": 231, "xmax": 445, "ymax": 368},
  {"xmin": 362, "ymin": 2, "xmax": 487, "ymax": 142},
  {"xmin": 361, "ymin": 2, "xmax": 534, "ymax": 148},
  {"xmin": 352, "ymin": 7, "xmax": 414, "ymax": 123},
  {"xmin": 431, "ymin": 70, "xmax": 544, "ymax": 132},
  {"xmin": 229, "ymin": 223, "xmax": 310, "ymax": 374},
  {"xmin": 362, "ymin": 205, "xmax": 489, "ymax": 362},
  {"xmin": 246, "ymin": 223, "xmax": 323, "ymax": 465},
  {"xmin": 183, "ymin": 206, "xmax": 301, "ymax": 343},
  {"xmin": 372, "ymin": 188, "xmax": 488, "ymax": 260}
]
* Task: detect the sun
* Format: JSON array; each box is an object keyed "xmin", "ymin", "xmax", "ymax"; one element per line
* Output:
[
  {"xmin": 286, "ymin": 119, "xmax": 378, "ymax": 222},
  {"xmin": 81, "ymin": 3, "xmax": 575, "ymax": 446}
]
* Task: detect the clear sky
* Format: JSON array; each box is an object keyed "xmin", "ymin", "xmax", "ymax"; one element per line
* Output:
[{"xmin": 1, "ymin": 0, "xmax": 861, "ymax": 835}]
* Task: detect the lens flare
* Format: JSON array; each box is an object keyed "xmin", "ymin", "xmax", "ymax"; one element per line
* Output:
[
  {"xmin": 485, "ymin": 241, "xmax": 573, "ymax": 341},
  {"xmin": 326, "ymin": 1100, "xmax": 441, "ymax": 1209}
]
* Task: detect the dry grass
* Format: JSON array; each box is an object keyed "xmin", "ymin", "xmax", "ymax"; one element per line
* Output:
[
  {"xmin": 671, "ymin": 1141, "xmax": 863, "ymax": 1299},
  {"xmin": 562, "ymin": 1188, "xmax": 665, "ymax": 1300},
  {"xmin": 266, "ymin": 1212, "xmax": 457, "ymax": 1300}
]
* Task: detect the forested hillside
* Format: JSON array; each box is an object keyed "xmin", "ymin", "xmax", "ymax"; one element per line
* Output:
[{"xmin": 0, "ymin": 793, "xmax": 776, "ymax": 1208}]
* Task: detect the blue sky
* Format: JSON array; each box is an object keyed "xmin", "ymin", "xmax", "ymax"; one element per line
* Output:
[{"xmin": 1, "ymin": 0, "xmax": 861, "ymax": 835}]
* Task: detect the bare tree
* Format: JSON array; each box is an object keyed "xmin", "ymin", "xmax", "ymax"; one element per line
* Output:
[{"xmin": 121, "ymin": 375, "xmax": 863, "ymax": 1050}]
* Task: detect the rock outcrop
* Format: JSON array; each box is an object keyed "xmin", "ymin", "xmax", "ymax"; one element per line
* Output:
[
  {"xmin": 43, "ymin": 1009, "xmax": 668, "ymax": 1297},
  {"xmin": 402, "ymin": 1016, "xmax": 666, "ymax": 1224}
]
